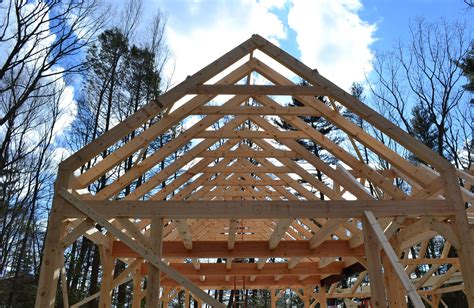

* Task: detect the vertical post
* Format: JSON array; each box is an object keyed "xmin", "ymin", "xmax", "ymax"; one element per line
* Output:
[
  {"xmin": 147, "ymin": 216, "xmax": 164, "ymax": 307},
  {"xmin": 98, "ymin": 243, "xmax": 114, "ymax": 307},
  {"xmin": 132, "ymin": 262, "xmax": 142, "ymax": 308},
  {"xmin": 185, "ymin": 289, "xmax": 190, "ymax": 308},
  {"xmin": 196, "ymin": 296, "xmax": 203, "ymax": 307},
  {"xmin": 60, "ymin": 254, "xmax": 69, "ymax": 308},
  {"xmin": 270, "ymin": 288, "xmax": 276, "ymax": 308},
  {"xmin": 318, "ymin": 284, "xmax": 327, "ymax": 308},
  {"xmin": 35, "ymin": 169, "xmax": 71, "ymax": 308},
  {"xmin": 303, "ymin": 287, "xmax": 310, "ymax": 307},
  {"xmin": 362, "ymin": 216, "xmax": 387, "ymax": 307},
  {"xmin": 442, "ymin": 167, "xmax": 474, "ymax": 307}
]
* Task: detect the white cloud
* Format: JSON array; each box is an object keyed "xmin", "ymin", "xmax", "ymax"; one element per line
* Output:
[
  {"xmin": 162, "ymin": 0, "xmax": 287, "ymax": 86},
  {"xmin": 137, "ymin": 0, "xmax": 376, "ymax": 96},
  {"xmin": 287, "ymin": 0, "xmax": 376, "ymax": 90}
]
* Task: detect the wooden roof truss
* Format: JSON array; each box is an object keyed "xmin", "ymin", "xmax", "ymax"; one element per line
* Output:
[{"xmin": 35, "ymin": 35, "xmax": 474, "ymax": 308}]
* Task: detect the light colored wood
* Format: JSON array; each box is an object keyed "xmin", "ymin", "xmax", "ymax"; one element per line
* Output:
[
  {"xmin": 251, "ymin": 58, "xmax": 434, "ymax": 188},
  {"xmin": 441, "ymin": 167, "xmax": 474, "ymax": 306},
  {"xmin": 98, "ymin": 243, "xmax": 114, "ymax": 307},
  {"xmin": 140, "ymin": 261, "xmax": 343, "ymax": 276},
  {"xmin": 319, "ymin": 284, "xmax": 327, "ymax": 308},
  {"xmin": 131, "ymin": 263, "xmax": 142, "ymax": 308},
  {"xmin": 193, "ymin": 106, "xmax": 320, "ymax": 116},
  {"xmin": 112, "ymin": 239, "xmax": 363, "ymax": 258},
  {"xmin": 185, "ymin": 289, "xmax": 190, "ymax": 308},
  {"xmin": 94, "ymin": 98, "xmax": 249, "ymax": 199},
  {"xmin": 190, "ymin": 84, "xmax": 326, "ymax": 95},
  {"xmin": 196, "ymin": 129, "xmax": 309, "ymax": 139},
  {"xmin": 146, "ymin": 216, "xmax": 164, "ymax": 307},
  {"xmin": 362, "ymin": 214, "xmax": 387, "ymax": 307},
  {"xmin": 308, "ymin": 219, "xmax": 345, "ymax": 249},
  {"xmin": 364, "ymin": 211, "xmax": 424, "ymax": 308},
  {"xmin": 61, "ymin": 218, "xmax": 95, "ymax": 248},
  {"xmin": 62, "ymin": 199, "xmax": 453, "ymax": 219},
  {"xmin": 268, "ymin": 219, "xmax": 293, "ymax": 249},
  {"xmin": 35, "ymin": 170, "xmax": 71, "ymax": 308},
  {"xmin": 252, "ymin": 34, "xmax": 451, "ymax": 171},
  {"xmin": 60, "ymin": 254, "xmax": 69, "ymax": 308}
]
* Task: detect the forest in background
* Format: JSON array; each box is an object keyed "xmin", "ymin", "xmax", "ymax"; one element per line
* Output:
[{"xmin": 0, "ymin": 0, "xmax": 473, "ymax": 307}]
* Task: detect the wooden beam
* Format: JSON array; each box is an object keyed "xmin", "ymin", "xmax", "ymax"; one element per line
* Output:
[
  {"xmin": 98, "ymin": 244, "xmax": 114, "ymax": 307},
  {"xmin": 35, "ymin": 170, "xmax": 70, "ymax": 308},
  {"xmin": 195, "ymin": 130, "xmax": 308, "ymax": 139},
  {"xmin": 112, "ymin": 240, "xmax": 364, "ymax": 259},
  {"xmin": 193, "ymin": 106, "xmax": 320, "ymax": 116},
  {"xmin": 309, "ymin": 219, "xmax": 346, "ymax": 249},
  {"xmin": 140, "ymin": 261, "xmax": 344, "ymax": 276},
  {"xmin": 269, "ymin": 219, "xmax": 293, "ymax": 249},
  {"xmin": 189, "ymin": 85, "xmax": 326, "ymax": 95},
  {"xmin": 362, "ymin": 214, "xmax": 387, "ymax": 307},
  {"xmin": 146, "ymin": 217, "xmax": 164, "ymax": 307},
  {"xmin": 159, "ymin": 275, "xmax": 321, "ymax": 288},
  {"xmin": 62, "ymin": 200, "xmax": 454, "ymax": 219}
]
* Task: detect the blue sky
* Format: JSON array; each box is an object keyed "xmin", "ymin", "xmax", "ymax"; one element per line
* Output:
[{"xmin": 134, "ymin": 0, "xmax": 471, "ymax": 91}]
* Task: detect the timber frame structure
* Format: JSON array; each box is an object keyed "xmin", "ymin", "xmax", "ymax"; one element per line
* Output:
[{"xmin": 36, "ymin": 35, "xmax": 474, "ymax": 308}]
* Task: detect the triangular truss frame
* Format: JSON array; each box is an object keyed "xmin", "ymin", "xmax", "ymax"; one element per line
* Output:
[{"xmin": 35, "ymin": 35, "xmax": 474, "ymax": 308}]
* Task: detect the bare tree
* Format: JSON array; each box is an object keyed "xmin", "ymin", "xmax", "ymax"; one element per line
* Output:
[
  {"xmin": 369, "ymin": 18, "xmax": 471, "ymax": 164},
  {"xmin": 0, "ymin": 0, "xmax": 107, "ymax": 305},
  {"xmin": 0, "ymin": 0, "xmax": 107, "ymax": 127}
]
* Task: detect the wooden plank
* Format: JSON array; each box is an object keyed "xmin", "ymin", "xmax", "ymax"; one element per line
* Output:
[
  {"xmin": 159, "ymin": 275, "xmax": 321, "ymax": 288},
  {"xmin": 35, "ymin": 170, "xmax": 71, "ymax": 308},
  {"xmin": 98, "ymin": 244, "xmax": 114, "ymax": 307},
  {"xmin": 203, "ymin": 165, "xmax": 293, "ymax": 173},
  {"xmin": 193, "ymin": 106, "xmax": 320, "ymax": 116},
  {"xmin": 62, "ymin": 199, "xmax": 454, "ymax": 219},
  {"xmin": 132, "ymin": 264, "xmax": 142, "ymax": 308},
  {"xmin": 112, "ymin": 240, "xmax": 364, "ymax": 258},
  {"xmin": 441, "ymin": 167, "xmax": 474, "ymax": 306},
  {"xmin": 190, "ymin": 85, "xmax": 326, "ymax": 95},
  {"xmin": 309, "ymin": 219, "xmax": 346, "ymax": 249},
  {"xmin": 195, "ymin": 130, "xmax": 308, "ymax": 139},
  {"xmin": 140, "ymin": 261, "xmax": 344, "ymax": 276},
  {"xmin": 362, "ymin": 214, "xmax": 387, "ymax": 307},
  {"xmin": 227, "ymin": 219, "xmax": 239, "ymax": 250},
  {"xmin": 268, "ymin": 219, "xmax": 293, "ymax": 249},
  {"xmin": 59, "ymin": 190, "xmax": 225, "ymax": 308}
]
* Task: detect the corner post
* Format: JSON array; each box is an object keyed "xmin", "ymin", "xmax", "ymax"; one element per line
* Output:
[
  {"xmin": 35, "ymin": 168, "xmax": 72, "ymax": 308},
  {"xmin": 362, "ymin": 216, "xmax": 387, "ymax": 307},
  {"xmin": 442, "ymin": 167, "xmax": 474, "ymax": 306}
]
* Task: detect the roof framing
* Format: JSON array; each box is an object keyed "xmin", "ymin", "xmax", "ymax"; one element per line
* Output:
[{"xmin": 35, "ymin": 35, "xmax": 474, "ymax": 308}]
